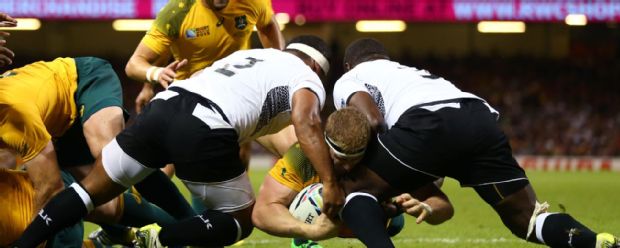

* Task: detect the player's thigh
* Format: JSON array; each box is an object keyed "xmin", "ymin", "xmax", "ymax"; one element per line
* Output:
[{"xmin": 82, "ymin": 106, "xmax": 125, "ymax": 158}]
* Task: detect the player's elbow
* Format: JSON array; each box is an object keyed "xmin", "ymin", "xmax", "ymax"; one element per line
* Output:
[
  {"xmin": 124, "ymin": 59, "xmax": 136, "ymax": 79},
  {"xmin": 250, "ymin": 206, "xmax": 269, "ymax": 231},
  {"xmin": 426, "ymin": 203, "xmax": 454, "ymax": 225}
]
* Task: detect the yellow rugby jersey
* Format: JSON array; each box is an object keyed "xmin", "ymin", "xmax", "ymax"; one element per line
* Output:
[
  {"xmin": 0, "ymin": 169, "xmax": 35, "ymax": 246},
  {"xmin": 142, "ymin": 0, "xmax": 274, "ymax": 79},
  {"xmin": 268, "ymin": 143, "xmax": 321, "ymax": 192},
  {"xmin": 0, "ymin": 58, "xmax": 78, "ymax": 162}
]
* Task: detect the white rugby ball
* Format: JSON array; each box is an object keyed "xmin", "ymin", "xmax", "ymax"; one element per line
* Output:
[{"xmin": 289, "ymin": 183, "xmax": 323, "ymax": 224}]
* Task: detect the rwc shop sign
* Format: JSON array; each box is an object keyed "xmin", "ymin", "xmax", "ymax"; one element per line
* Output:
[{"xmin": 2, "ymin": 0, "xmax": 620, "ymax": 22}]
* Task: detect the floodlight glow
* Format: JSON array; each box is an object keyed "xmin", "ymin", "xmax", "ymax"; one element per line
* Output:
[
  {"xmin": 477, "ymin": 21, "xmax": 525, "ymax": 33},
  {"xmin": 112, "ymin": 19, "xmax": 154, "ymax": 31},
  {"xmin": 275, "ymin": 13, "xmax": 290, "ymax": 24},
  {"xmin": 565, "ymin": 14, "xmax": 587, "ymax": 26},
  {"xmin": 356, "ymin": 20, "xmax": 406, "ymax": 32},
  {"xmin": 0, "ymin": 18, "xmax": 41, "ymax": 31}
]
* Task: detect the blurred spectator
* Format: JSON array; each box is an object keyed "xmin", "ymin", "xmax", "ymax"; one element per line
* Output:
[{"xmin": 405, "ymin": 56, "xmax": 620, "ymax": 156}]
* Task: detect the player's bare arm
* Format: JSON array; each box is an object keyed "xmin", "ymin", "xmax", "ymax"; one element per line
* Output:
[
  {"xmin": 291, "ymin": 89, "xmax": 345, "ymax": 218},
  {"xmin": 395, "ymin": 183, "xmax": 454, "ymax": 225},
  {"xmin": 257, "ymin": 16, "xmax": 285, "ymax": 50},
  {"xmin": 255, "ymin": 125, "xmax": 298, "ymax": 157},
  {"xmin": 126, "ymin": 42, "xmax": 187, "ymax": 89},
  {"xmin": 253, "ymin": 175, "xmax": 337, "ymax": 240},
  {"xmin": 347, "ymin": 91, "xmax": 387, "ymax": 133},
  {"xmin": 24, "ymin": 142, "xmax": 64, "ymax": 213}
]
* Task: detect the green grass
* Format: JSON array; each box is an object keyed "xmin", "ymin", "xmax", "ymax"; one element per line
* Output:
[{"xmin": 85, "ymin": 170, "xmax": 620, "ymax": 247}]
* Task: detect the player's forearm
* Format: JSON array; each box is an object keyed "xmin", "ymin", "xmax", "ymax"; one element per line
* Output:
[
  {"xmin": 423, "ymin": 196, "xmax": 454, "ymax": 225},
  {"xmin": 292, "ymin": 113, "xmax": 335, "ymax": 184},
  {"xmin": 25, "ymin": 142, "xmax": 64, "ymax": 212},
  {"xmin": 253, "ymin": 203, "xmax": 313, "ymax": 238},
  {"xmin": 258, "ymin": 17, "xmax": 285, "ymax": 50},
  {"xmin": 125, "ymin": 55, "xmax": 155, "ymax": 83}
]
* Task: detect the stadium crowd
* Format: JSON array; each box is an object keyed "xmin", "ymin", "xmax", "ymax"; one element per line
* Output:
[{"xmin": 400, "ymin": 56, "xmax": 620, "ymax": 156}]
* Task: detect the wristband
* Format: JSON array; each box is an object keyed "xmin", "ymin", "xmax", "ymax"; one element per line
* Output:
[
  {"xmin": 419, "ymin": 202, "xmax": 433, "ymax": 215},
  {"xmin": 146, "ymin": 66, "xmax": 163, "ymax": 85}
]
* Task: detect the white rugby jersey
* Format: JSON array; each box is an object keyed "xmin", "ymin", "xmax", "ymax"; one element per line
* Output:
[
  {"xmin": 333, "ymin": 59, "xmax": 492, "ymax": 128},
  {"xmin": 169, "ymin": 48, "xmax": 325, "ymax": 143}
]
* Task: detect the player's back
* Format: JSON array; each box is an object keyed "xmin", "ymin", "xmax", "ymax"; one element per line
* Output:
[
  {"xmin": 335, "ymin": 59, "xmax": 481, "ymax": 128},
  {"xmin": 170, "ymin": 48, "xmax": 325, "ymax": 143},
  {"xmin": 0, "ymin": 58, "xmax": 79, "ymax": 161}
]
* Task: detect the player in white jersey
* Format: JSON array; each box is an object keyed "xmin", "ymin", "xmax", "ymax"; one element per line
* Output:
[
  {"xmin": 331, "ymin": 38, "xmax": 619, "ymax": 248},
  {"xmin": 14, "ymin": 35, "xmax": 344, "ymax": 248}
]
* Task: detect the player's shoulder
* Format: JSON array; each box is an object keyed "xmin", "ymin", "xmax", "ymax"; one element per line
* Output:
[
  {"xmin": 282, "ymin": 144, "xmax": 318, "ymax": 182},
  {"xmin": 153, "ymin": 0, "xmax": 196, "ymax": 37}
]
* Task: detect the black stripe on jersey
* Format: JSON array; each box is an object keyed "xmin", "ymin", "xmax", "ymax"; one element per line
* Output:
[
  {"xmin": 364, "ymin": 83, "xmax": 385, "ymax": 116},
  {"xmin": 252, "ymin": 86, "xmax": 290, "ymax": 136}
]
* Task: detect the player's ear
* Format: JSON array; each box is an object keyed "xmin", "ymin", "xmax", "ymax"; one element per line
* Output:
[
  {"xmin": 311, "ymin": 59, "xmax": 323, "ymax": 76},
  {"xmin": 344, "ymin": 62, "xmax": 352, "ymax": 72}
]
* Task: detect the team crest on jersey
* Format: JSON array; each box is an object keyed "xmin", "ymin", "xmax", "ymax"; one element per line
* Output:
[
  {"xmin": 185, "ymin": 26, "xmax": 209, "ymax": 39},
  {"xmin": 235, "ymin": 15, "xmax": 247, "ymax": 29}
]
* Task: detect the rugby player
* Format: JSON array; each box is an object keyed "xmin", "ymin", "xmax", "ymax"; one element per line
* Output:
[{"xmin": 330, "ymin": 38, "xmax": 620, "ymax": 248}]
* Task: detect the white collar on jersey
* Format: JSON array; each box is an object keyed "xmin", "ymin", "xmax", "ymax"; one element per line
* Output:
[{"xmin": 286, "ymin": 43, "xmax": 329, "ymax": 76}]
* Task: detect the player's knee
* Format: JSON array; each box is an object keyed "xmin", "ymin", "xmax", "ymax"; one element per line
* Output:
[
  {"xmin": 86, "ymin": 196, "xmax": 121, "ymax": 224},
  {"xmin": 231, "ymin": 206, "xmax": 255, "ymax": 240}
]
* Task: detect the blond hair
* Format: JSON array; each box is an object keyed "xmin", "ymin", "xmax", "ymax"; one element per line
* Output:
[{"xmin": 325, "ymin": 108, "xmax": 371, "ymax": 154}]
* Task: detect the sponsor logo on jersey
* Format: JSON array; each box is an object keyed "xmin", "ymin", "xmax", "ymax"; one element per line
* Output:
[
  {"xmin": 186, "ymin": 28, "xmax": 197, "ymax": 39},
  {"xmin": 186, "ymin": 26, "xmax": 210, "ymax": 39},
  {"xmin": 235, "ymin": 15, "xmax": 247, "ymax": 30}
]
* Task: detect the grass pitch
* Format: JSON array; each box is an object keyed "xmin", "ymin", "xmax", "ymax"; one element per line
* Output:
[{"xmin": 85, "ymin": 170, "xmax": 620, "ymax": 247}]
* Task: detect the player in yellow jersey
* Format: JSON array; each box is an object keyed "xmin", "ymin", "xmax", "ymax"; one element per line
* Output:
[
  {"xmin": 0, "ymin": 169, "xmax": 36, "ymax": 247},
  {"xmin": 0, "ymin": 57, "xmax": 191, "ymax": 247},
  {"xmin": 0, "ymin": 57, "xmax": 125, "ymax": 246},
  {"xmin": 126, "ymin": 0, "xmax": 284, "ymax": 112},
  {"xmin": 123, "ymin": 1, "xmax": 287, "ymax": 234},
  {"xmin": 253, "ymin": 109, "xmax": 455, "ymax": 248}
]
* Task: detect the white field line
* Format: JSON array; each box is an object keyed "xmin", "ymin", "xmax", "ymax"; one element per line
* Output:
[
  {"xmin": 240, "ymin": 237, "xmax": 524, "ymax": 245},
  {"xmin": 393, "ymin": 237, "xmax": 524, "ymax": 244}
]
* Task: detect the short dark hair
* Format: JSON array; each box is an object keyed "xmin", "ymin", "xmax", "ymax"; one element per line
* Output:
[
  {"xmin": 343, "ymin": 38, "xmax": 389, "ymax": 69},
  {"xmin": 286, "ymin": 35, "xmax": 332, "ymax": 61}
]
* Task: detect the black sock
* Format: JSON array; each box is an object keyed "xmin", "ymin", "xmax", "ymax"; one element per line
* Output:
[
  {"xmin": 341, "ymin": 193, "xmax": 395, "ymax": 248},
  {"xmin": 12, "ymin": 187, "xmax": 88, "ymax": 248},
  {"xmin": 133, "ymin": 170, "xmax": 195, "ymax": 219},
  {"xmin": 537, "ymin": 213, "xmax": 596, "ymax": 248},
  {"xmin": 158, "ymin": 210, "xmax": 240, "ymax": 247}
]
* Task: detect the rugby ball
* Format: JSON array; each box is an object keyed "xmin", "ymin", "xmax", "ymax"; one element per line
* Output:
[{"xmin": 289, "ymin": 183, "xmax": 323, "ymax": 224}]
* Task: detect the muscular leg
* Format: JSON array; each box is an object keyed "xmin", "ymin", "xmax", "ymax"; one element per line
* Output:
[
  {"xmin": 489, "ymin": 183, "xmax": 599, "ymax": 247},
  {"xmin": 492, "ymin": 184, "xmax": 538, "ymax": 240},
  {"xmin": 158, "ymin": 205, "xmax": 254, "ymax": 247},
  {"xmin": 12, "ymin": 157, "xmax": 129, "ymax": 248},
  {"xmin": 82, "ymin": 106, "xmax": 125, "ymax": 159}
]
